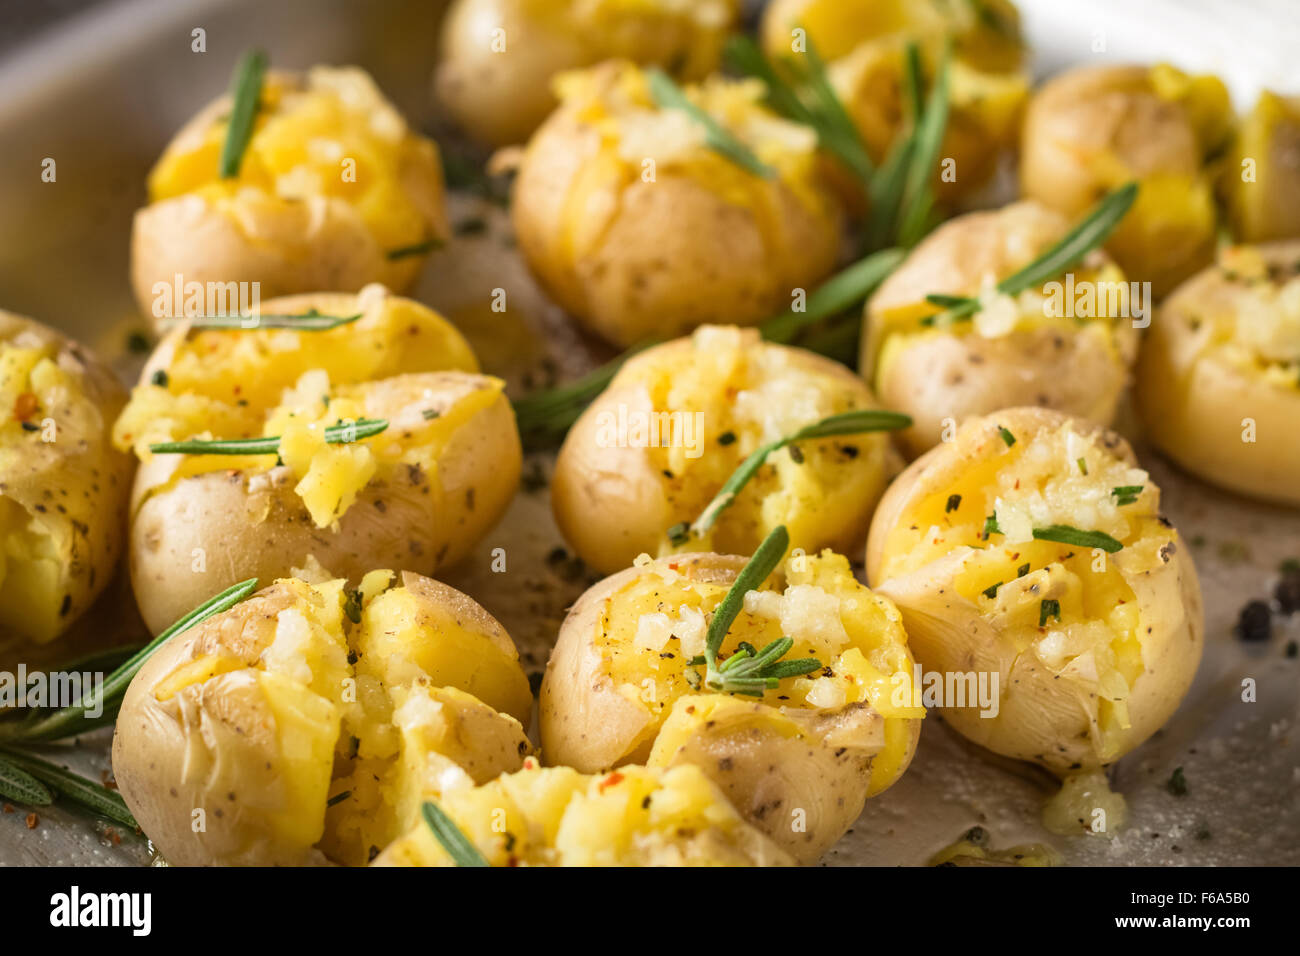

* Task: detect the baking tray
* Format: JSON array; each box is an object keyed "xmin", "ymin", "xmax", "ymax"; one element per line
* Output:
[{"xmin": 0, "ymin": 0, "xmax": 1296, "ymax": 866}]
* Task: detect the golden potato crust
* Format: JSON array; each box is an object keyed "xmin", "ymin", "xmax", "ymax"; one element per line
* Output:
[
  {"xmin": 540, "ymin": 550, "xmax": 922, "ymax": 861},
  {"xmin": 435, "ymin": 0, "xmax": 739, "ymax": 148},
  {"xmin": 112, "ymin": 571, "xmax": 532, "ymax": 866},
  {"xmin": 1136, "ymin": 242, "xmax": 1300, "ymax": 506},
  {"xmin": 0, "ymin": 311, "xmax": 133, "ymax": 644},
  {"xmin": 132, "ymin": 67, "xmax": 448, "ymax": 323},
  {"xmin": 552, "ymin": 327, "xmax": 901, "ymax": 574},
  {"xmin": 862, "ymin": 201, "xmax": 1138, "ymax": 457},
  {"xmin": 1020, "ymin": 64, "xmax": 1227, "ymax": 296},
  {"xmin": 867, "ymin": 407, "xmax": 1203, "ymax": 772},
  {"xmin": 511, "ymin": 62, "xmax": 843, "ymax": 347}
]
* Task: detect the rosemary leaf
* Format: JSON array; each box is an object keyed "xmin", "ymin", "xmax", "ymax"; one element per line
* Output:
[
  {"xmin": 7, "ymin": 578, "xmax": 258, "ymax": 743},
  {"xmin": 691, "ymin": 409, "xmax": 910, "ymax": 536},
  {"xmin": 646, "ymin": 68, "xmax": 775, "ymax": 179},
  {"xmin": 704, "ymin": 525, "xmax": 789, "ymax": 664},
  {"xmin": 0, "ymin": 749, "xmax": 136, "ymax": 827},
  {"xmin": 385, "ymin": 239, "xmax": 443, "ymax": 261},
  {"xmin": 1031, "ymin": 524, "xmax": 1124, "ymax": 553},
  {"xmin": 219, "ymin": 49, "xmax": 267, "ymax": 179},
  {"xmin": 760, "ymin": 247, "xmax": 904, "ymax": 343},
  {"xmin": 896, "ymin": 43, "xmax": 951, "ymax": 248},
  {"xmin": 186, "ymin": 309, "xmax": 363, "ymax": 331},
  {"xmin": 922, "ymin": 182, "xmax": 1139, "ymax": 327},
  {"xmin": 0, "ymin": 756, "xmax": 53, "ymax": 806},
  {"xmin": 422, "ymin": 799, "xmax": 490, "ymax": 867},
  {"xmin": 149, "ymin": 417, "xmax": 387, "ymax": 456}
]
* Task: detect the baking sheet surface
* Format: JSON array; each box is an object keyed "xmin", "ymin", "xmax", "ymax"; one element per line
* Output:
[{"xmin": 0, "ymin": 0, "xmax": 1296, "ymax": 866}]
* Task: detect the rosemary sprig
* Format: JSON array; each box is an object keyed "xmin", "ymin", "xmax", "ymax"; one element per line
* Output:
[
  {"xmin": 922, "ymin": 182, "xmax": 1140, "ymax": 327},
  {"xmin": 219, "ymin": 49, "xmax": 267, "ymax": 179},
  {"xmin": 0, "ymin": 748, "xmax": 135, "ymax": 827},
  {"xmin": 149, "ymin": 418, "xmax": 387, "ymax": 456},
  {"xmin": 688, "ymin": 409, "xmax": 911, "ymax": 537},
  {"xmin": 183, "ymin": 309, "xmax": 363, "ymax": 331},
  {"xmin": 724, "ymin": 34, "xmax": 873, "ymax": 188},
  {"xmin": 422, "ymin": 799, "xmax": 489, "ymax": 867},
  {"xmin": 760, "ymin": 246, "xmax": 904, "ymax": 344},
  {"xmin": 687, "ymin": 525, "xmax": 822, "ymax": 697},
  {"xmin": 645, "ymin": 68, "xmax": 775, "ymax": 179},
  {"xmin": 385, "ymin": 239, "xmax": 443, "ymax": 261},
  {"xmin": 895, "ymin": 43, "xmax": 951, "ymax": 248},
  {"xmin": 512, "ymin": 247, "xmax": 904, "ymax": 450},
  {"xmin": 0, "ymin": 756, "xmax": 52, "ymax": 806},
  {"xmin": 1, "ymin": 578, "xmax": 259, "ymax": 744},
  {"xmin": 864, "ymin": 41, "xmax": 951, "ymax": 252}
]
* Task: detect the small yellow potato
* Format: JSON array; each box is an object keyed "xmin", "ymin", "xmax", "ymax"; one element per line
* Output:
[
  {"xmin": 866, "ymin": 407, "xmax": 1203, "ymax": 774},
  {"xmin": 0, "ymin": 311, "xmax": 133, "ymax": 644},
  {"xmin": 540, "ymin": 549, "xmax": 923, "ymax": 862},
  {"xmin": 375, "ymin": 761, "xmax": 795, "ymax": 867},
  {"xmin": 511, "ymin": 61, "xmax": 844, "ymax": 347},
  {"xmin": 112, "ymin": 570, "xmax": 533, "ymax": 866},
  {"xmin": 112, "ymin": 287, "xmax": 519, "ymax": 634},
  {"xmin": 552, "ymin": 325, "xmax": 901, "ymax": 575},
  {"xmin": 1221, "ymin": 91, "xmax": 1300, "ymax": 243},
  {"xmin": 1136, "ymin": 242, "xmax": 1300, "ymax": 506},
  {"xmin": 132, "ymin": 66, "xmax": 448, "ymax": 322},
  {"xmin": 434, "ymin": 0, "xmax": 739, "ymax": 148},
  {"xmin": 861, "ymin": 200, "xmax": 1139, "ymax": 458},
  {"xmin": 762, "ymin": 0, "xmax": 1028, "ymax": 201},
  {"xmin": 1021, "ymin": 63, "xmax": 1231, "ymax": 296}
]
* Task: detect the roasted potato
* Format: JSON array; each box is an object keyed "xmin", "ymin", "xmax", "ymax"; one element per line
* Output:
[
  {"xmin": 132, "ymin": 65, "xmax": 448, "ymax": 322},
  {"xmin": 1136, "ymin": 242, "xmax": 1300, "ymax": 506},
  {"xmin": 1221, "ymin": 90, "xmax": 1300, "ymax": 243},
  {"xmin": 552, "ymin": 326, "xmax": 901, "ymax": 575},
  {"xmin": 112, "ymin": 569, "xmax": 533, "ymax": 866},
  {"xmin": 511, "ymin": 61, "xmax": 844, "ymax": 348},
  {"xmin": 762, "ymin": 0, "xmax": 1028, "ymax": 202},
  {"xmin": 435, "ymin": 0, "xmax": 739, "ymax": 148},
  {"xmin": 112, "ymin": 287, "xmax": 520, "ymax": 634},
  {"xmin": 0, "ymin": 311, "xmax": 132, "ymax": 644},
  {"xmin": 375, "ymin": 760, "xmax": 795, "ymax": 866},
  {"xmin": 860, "ymin": 200, "xmax": 1139, "ymax": 458},
  {"xmin": 866, "ymin": 407, "xmax": 1203, "ymax": 773},
  {"xmin": 1021, "ymin": 63, "xmax": 1230, "ymax": 297},
  {"xmin": 539, "ymin": 549, "xmax": 922, "ymax": 862}
]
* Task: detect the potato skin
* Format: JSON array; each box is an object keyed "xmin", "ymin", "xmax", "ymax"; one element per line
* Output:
[
  {"xmin": 0, "ymin": 312, "xmax": 133, "ymax": 644},
  {"xmin": 866, "ymin": 407, "xmax": 1204, "ymax": 773},
  {"xmin": 435, "ymin": 0, "xmax": 737, "ymax": 148},
  {"xmin": 511, "ymin": 63, "xmax": 843, "ymax": 348},
  {"xmin": 552, "ymin": 330, "xmax": 900, "ymax": 575},
  {"xmin": 1136, "ymin": 242, "xmax": 1300, "ymax": 506},
  {"xmin": 540, "ymin": 551, "xmax": 921, "ymax": 862},
  {"xmin": 862, "ymin": 201, "xmax": 1138, "ymax": 457},
  {"xmin": 1221, "ymin": 91, "xmax": 1300, "ymax": 243},
  {"xmin": 128, "ymin": 371, "xmax": 520, "ymax": 634},
  {"xmin": 112, "ymin": 572, "xmax": 532, "ymax": 866},
  {"xmin": 1020, "ymin": 64, "xmax": 1224, "ymax": 297},
  {"xmin": 132, "ymin": 68, "xmax": 448, "ymax": 323}
]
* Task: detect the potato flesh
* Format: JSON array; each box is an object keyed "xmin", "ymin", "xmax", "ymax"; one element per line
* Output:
[
  {"xmin": 375, "ymin": 762, "xmax": 792, "ymax": 867},
  {"xmin": 141, "ymin": 575, "xmax": 529, "ymax": 865},
  {"xmin": 148, "ymin": 69, "xmax": 436, "ymax": 253},
  {"xmin": 116, "ymin": 361, "xmax": 505, "ymax": 529},
  {"xmin": 597, "ymin": 551, "xmax": 921, "ymax": 782},
  {"xmin": 0, "ymin": 344, "xmax": 117, "ymax": 643},
  {"xmin": 580, "ymin": 326, "xmax": 895, "ymax": 563},
  {"xmin": 876, "ymin": 421, "xmax": 1167, "ymax": 749}
]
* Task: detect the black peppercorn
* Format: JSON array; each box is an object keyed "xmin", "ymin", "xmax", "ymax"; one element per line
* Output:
[{"xmin": 1235, "ymin": 600, "xmax": 1272, "ymax": 642}]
